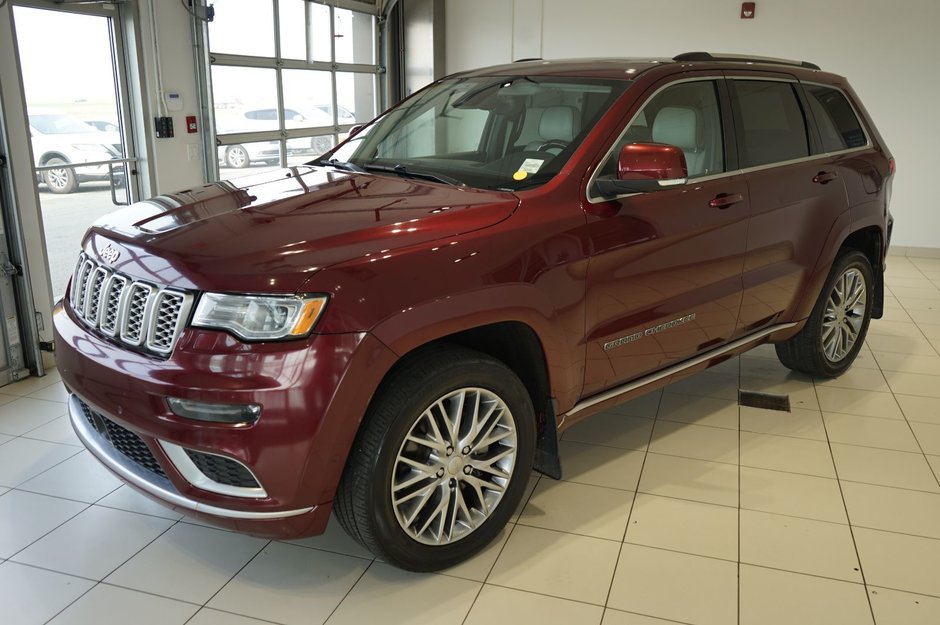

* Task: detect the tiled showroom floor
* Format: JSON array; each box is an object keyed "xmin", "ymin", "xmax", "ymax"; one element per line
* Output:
[{"xmin": 3, "ymin": 255, "xmax": 940, "ymax": 624}]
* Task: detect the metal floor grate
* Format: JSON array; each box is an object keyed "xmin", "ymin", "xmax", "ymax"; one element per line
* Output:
[{"xmin": 738, "ymin": 389, "xmax": 791, "ymax": 412}]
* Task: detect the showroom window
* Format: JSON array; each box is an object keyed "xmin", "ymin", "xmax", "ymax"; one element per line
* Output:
[{"xmin": 203, "ymin": 0, "xmax": 381, "ymax": 176}]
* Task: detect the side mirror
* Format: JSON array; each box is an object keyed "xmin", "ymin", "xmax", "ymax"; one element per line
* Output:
[
  {"xmin": 348, "ymin": 124, "xmax": 365, "ymax": 138},
  {"xmin": 595, "ymin": 142, "xmax": 688, "ymax": 197}
]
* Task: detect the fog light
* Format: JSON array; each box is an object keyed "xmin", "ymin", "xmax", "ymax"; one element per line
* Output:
[{"xmin": 166, "ymin": 398, "xmax": 261, "ymax": 425}]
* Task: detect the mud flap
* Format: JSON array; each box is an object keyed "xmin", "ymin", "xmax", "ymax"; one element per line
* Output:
[{"xmin": 533, "ymin": 399, "xmax": 562, "ymax": 479}]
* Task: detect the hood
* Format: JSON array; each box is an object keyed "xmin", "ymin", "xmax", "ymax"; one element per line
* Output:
[{"xmin": 84, "ymin": 166, "xmax": 519, "ymax": 293}]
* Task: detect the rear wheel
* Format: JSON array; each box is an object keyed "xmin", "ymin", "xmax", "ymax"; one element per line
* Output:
[
  {"xmin": 776, "ymin": 250, "xmax": 874, "ymax": 377},
  {"xmin": 225, "ymin": 145, "xmax": 250, "ymax": 169},
  {"xmin": 335, "ymin": 345, "xmax": 536, "ymax": 571},
  {"xmin": 42, "ymin": 157, "xmax": 78, "ymax": 194}
]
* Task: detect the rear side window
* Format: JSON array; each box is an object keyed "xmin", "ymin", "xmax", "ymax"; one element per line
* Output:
[
  {"xmin": 733, "ymin": 80, "xmax": 809, "ymax": 167},
  {"xmin": 804, "ymin": 84, "xmax": 867, "ymax": 152}
]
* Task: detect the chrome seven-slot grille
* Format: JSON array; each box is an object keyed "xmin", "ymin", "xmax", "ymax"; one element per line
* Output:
[{"xmin": 70, "ymin": 253, "xmax": 193, "ymax": 356}]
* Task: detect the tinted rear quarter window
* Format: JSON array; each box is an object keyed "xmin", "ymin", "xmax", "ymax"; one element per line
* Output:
[
  {"xmin": 804, "ymin": 84, "xmax": 867, "ymax": 152},
  {"xmin": 734, "ymin": 80, "xmax": 809, "ymax": 167}
]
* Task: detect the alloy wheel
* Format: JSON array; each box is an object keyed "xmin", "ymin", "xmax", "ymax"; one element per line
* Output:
[
  {"xmin": 821, "ymin": 267, "xmax": 867, "ymax": 362},
  {"xmin": 390, "ymin": 387, "xmax": 517, "ymax": 546}
]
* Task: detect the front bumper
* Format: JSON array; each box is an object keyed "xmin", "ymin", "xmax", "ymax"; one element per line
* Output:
[{"xmin": 54, "ymin": 300, "xmax": 398, "ymax": 538}]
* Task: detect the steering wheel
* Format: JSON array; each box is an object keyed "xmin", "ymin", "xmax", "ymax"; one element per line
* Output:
[{"xmin": 535, "ymin": 139, "xmax": 569, "ymax": 153}]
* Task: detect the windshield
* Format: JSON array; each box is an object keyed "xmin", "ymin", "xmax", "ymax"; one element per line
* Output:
[
  {"xmin": 326, "ymin": 75, "xmax": 629, "ymax": 191},
  {"xmin": 29, "ymin": 114, "xmax": 98, "ymax": 134}
]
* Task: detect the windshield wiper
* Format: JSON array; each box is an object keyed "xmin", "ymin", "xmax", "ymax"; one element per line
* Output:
[
  {"xmin": 314, "ymin": 158, "xmax": 365, "ymax": 173},
  {"xmin": 364, "ymin": 163, "xmax": 463, "ymax": 187}
]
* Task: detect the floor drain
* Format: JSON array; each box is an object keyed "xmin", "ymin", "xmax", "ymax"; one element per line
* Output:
[{"xmin": 738, "ymin": 390, "xmax": 791, "ymax": 412}]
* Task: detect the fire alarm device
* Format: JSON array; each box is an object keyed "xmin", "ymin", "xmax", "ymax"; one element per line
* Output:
[
  {"xmin": 186, "ymin": 115, "xmax": 198, "ymax": 133},
  {"xmin": 741, "ymin": 2, "xmax": 756, "ymax": 18}
]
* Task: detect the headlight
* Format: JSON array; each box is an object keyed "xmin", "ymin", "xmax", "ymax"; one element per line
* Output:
[{"xmin": 192, "ymin": 293, "xmax": 327, "ymax": 340}]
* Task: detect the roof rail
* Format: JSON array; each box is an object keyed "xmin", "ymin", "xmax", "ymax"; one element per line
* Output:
[
  {"xmin": 673, "ymin": 52, "xmax": 821, "ymax": 71},
  {"xmin": 513, "ymin": 57, "xmax": 543, "ymax": 63}
]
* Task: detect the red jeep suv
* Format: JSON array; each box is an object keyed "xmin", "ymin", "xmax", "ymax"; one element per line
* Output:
[{"xmin": 54, "ymin": 52, "xmax": 894, "ymax": 571}]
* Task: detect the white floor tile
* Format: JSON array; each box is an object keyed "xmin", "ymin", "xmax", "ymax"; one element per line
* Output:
[
  {"xmin": 740, "ymin": 466, "xmax": 847, "ymax": 523},
  {"xmin": 187, "ymin": 609, "xmax": 274, "ymax": 625},
  {"xmin": 740, "ymin": 406, "xmax": 826, "ymax": 441},
  {"xmin": 520, "ymin": 479, "xmax": 634, "ymax": 540},
  {"xmin": 649, "ymin": 420, "xmax": 738, "ymax": 464},
  {"xmin": 638, "ymin": 453, "xmax": 738, "ymax": 507},
  {"xmin": 464, "ymin": 585, "xmax": 603, "ymax": 625},
  {"xmin": 841, "ymin": 481, "xmax": 940, "ymax": 539},
  {"xmin": 625, "ymin": 493, "xmax": 737, "ymax": 561},
  {"xmin": 823, "ymin": 412, "xmax": 921, "ymax": 452},
  {"xmin": 94, "ymin": 485, "xmax": 184, "ymax": 521},
  {"xmin": 608, "ymin": 543, "xmax": 737, "ymax": 625},
  {"xmin": 606, "ymin": 390, "xmax": 662, "ymax": 419},
  {"xmin": 0, "ymin": 490, "xmax": 86, "ymax": 558},
  {"xmin": 656, "ymin": 393, "xmax": 739, "ymax": 430},
  {"xmin": 896, "ymin": 393, "xmax": 940, "ymax": 425},
  {"xmin": 106, "ymin": 523, "xmax": 268, "ymax": 604},
  {"xmin": 0, "ymin": 397, "xmax": 69, "ymax": 436},
  {"xmin": 207, "ymin": 542, "xmax": 369, "ymax": 625},
  {"xmin": 0, "ymin": 437, "xmax": 81, "ymax": 488},
  {"xmin": 18, "ymin": 450, "xmax": 122, "ymax": 503},
  {"xmin": 815, "ymin": 386, "xmax": 903, "ymax": 419},
  {"xmin": 910, "ymin": 421, "xmax": 940, "ymax": 455},
  {"xmin": 740, "ymin": 509, "xmax": 862, "ymax": 582},
  {"xmin": 602, "ymin": 609, "xmax": 679, "ymax": 624},
  {"xmin": 0, "ymin": 370, "xmax": 62, "ymax": 397},
  {"xmin": 0, "ymin": 561, "xmax": 94, "ymax": 625},
  {"xmin": 831, "ymin": 443, "xmax": 940, "ymax": 492},
  {"xmin": 11, "ymin": 505, "xmax": 174, "ymax": 579},
  {"xmin": 488, "ymin": 525, "xmax": 620, "ymax": 605},
  {"xmin": 868, "ymin": 586, "xmax": 940, "ymax": 625},
  {"xmin": 283, "ymin": 516, "xmax": 374, "ymax": 560},
  {"xmin": 563, "ymin": 411, "xmax": 654, "ymax": 450},
  {"xmin": 854, "ymin": 527, "xmax": 940, "ymax": 597},
  {"xmin": 328, "ymin": 562, "xmax": 480, "ymax": 625},
  {"xmin": 739, "ymin": 564, "xmax": 873, "ymax": 625},
  {"xmin": 27, "ymin": 382, "xmax": 69, "ymax": 404},
  {"xmin": 740, "ymin": 431, "xmax": 836, "ymax": 478},
  {"xmin": 48, "ymin": 584, "xmax": 198, "ymax": 625},
  {"xmin": 21, "ymin": 415, "xmax": 82, "ymax": 447},
  {"xmin": 557, "ymin": 440, "xmax": 644, "ymax": 491}
]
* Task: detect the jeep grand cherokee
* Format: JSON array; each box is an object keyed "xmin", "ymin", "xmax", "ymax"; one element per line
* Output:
[{"xmin": 54, "ymin": 52, "xmax": 894, "ymax": 571}]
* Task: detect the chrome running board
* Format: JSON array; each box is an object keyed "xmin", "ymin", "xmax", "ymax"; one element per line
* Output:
[{"xmin": 563, "ymin": 322, "xmax": 798, "ymax": 418}]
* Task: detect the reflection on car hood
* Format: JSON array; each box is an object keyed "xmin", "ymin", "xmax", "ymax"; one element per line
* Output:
[{"xmin": 84, "ymin": 166, "xmax": 520, "ymax": 293}]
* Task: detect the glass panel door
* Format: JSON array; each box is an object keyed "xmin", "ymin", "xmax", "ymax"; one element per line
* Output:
[{"xmin": 13, "ymin": 3, "xmax": 139, "ymax": 299}]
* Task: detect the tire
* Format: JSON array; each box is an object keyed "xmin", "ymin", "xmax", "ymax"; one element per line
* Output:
[
  {"xmin": 225, "ymin": 145, "xmax": 250, "ymax": 169},
  {"xmin": 42, "ymin": 157, "xmax": 78, "ymax": 194},
  {"xmin": 312, "ymin": 135, "xmax": 334, "ymax": 155},
  {"xmin": 335, "ymin": 344, "xmax": 536, "ymax": 571},
  {"xmin": 775, "ymin": 250, "xmax": 874, "ymax": 377}
]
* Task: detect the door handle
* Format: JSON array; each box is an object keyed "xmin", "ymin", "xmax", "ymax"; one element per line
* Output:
[
  {"xmin": 709, "ymin": 193, "xmax": 744, "ymax": 209},
  {"xmin": 813, "ymin": 171, "xmax": 839, "ymax": 184}
]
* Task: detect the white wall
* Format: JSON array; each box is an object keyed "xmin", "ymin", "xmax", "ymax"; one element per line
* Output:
[
  {"xmin": 445, "ymin": 0, "xmax": 940, "ymax": 250},
  {"xmin": 137, "ymin": 0, "xmax": 206, "ymax": 195}
]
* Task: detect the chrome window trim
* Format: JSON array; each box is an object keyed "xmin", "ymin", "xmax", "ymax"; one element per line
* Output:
[
  {"xmin": 586, "ymin": 75, "xmax": 874, "ymax": 205},
  {"xmin": 159, "ymin": 441, "xmax": 268, "ymax": 499},
  {"xmin": 586, "ymin": 76, "xmax": 727, "ymax": 205}
]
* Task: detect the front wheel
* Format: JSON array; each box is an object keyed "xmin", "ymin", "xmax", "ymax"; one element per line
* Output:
[
  {"xmin": 335, "ymin": 345, "xmax": 536, "ymax": 571},
  {"xmin": 776, "ymin": 250, "xmax": 874, "ymax": 377},
  {"xmin": 42, "ymin": 158, "xmax": 78, "ymax": 194}
]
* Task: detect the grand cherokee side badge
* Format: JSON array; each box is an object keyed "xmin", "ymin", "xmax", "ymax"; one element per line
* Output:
[
  {"xmin": 100, "ymin": 245, "xmax": 120, "ymax": 264},
  {"xmin": 604, "ymin": 313, "xmax": 697, "ymax": 351}
]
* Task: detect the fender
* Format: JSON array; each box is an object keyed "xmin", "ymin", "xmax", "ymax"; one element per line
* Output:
[
  {"xmin": 789, "ymin": 209, "xmax": 852, "ymax": 324},
  {"xmin": 369, "ymin": 284, "xmax": 583, "ymax": 414}
]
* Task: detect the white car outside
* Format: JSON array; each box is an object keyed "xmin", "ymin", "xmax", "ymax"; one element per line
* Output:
[
  {"xmin": 216, "ymin": 104, "xmax": 356, "ymax": 169},
  {"xmin": 29, "ymin": 113, "xmax": 122, "ymax": 194}
]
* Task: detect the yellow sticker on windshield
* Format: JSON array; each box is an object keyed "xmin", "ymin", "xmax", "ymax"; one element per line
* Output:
[{"xmin": 513, "ymin": 171, "xmax": 528, "ymax": 181}]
